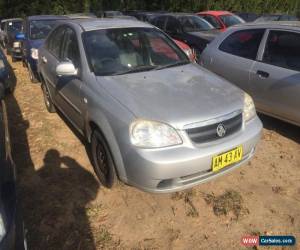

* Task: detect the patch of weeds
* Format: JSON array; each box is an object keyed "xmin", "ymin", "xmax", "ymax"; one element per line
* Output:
[
  {"xmin": 203, "ymin": 190, "xmax": 247, "ymax": 218},
  {"xmin": 171, "ymin": 189, "xmax": 199, "ymax": 217},
  {"xmin": 95, "ymin": 226, "xmax": 113, "ymax": 248},
  {"xmin": 86, "ymin": 203, "xmax": 103, "ymax": 217}
]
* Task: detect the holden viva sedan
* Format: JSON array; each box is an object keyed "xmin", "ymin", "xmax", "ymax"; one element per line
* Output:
[{"xmin": 38, "ymin": 19, "xmax": 262, "ymax": 193}]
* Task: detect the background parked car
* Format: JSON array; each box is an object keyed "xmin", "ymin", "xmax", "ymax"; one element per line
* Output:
[
  {"xmin": 0, "ymin": 82, "xmax": 27, "ymax": 249},
  {"xmin": 197, "ymin": 11, "xmax": 245, "ymax": 31},
  {"xmin": 0, "ymin": 18, "xmax": 23, "ymax": 61},
  {"xmin": 254, "ymin": 14, "xmax": 299, "ymax": 22},
  {"xmin": 38, "ymin": 18, "xmax": 262, "ymax": 193},
  {"xmin": 151, "ymin": 13, "xmax": 220, "ymax": 60},
  {"xmin": 234, "ymin": 12, "xmax": 261, "ymax": 22},
  {"xmin": 0, "ymin": 49, "xmax": 15, "ymax": 92},
  {"xmin": 200, "ymin": 22, "xmax": 300, "ymax": 126},
  {"xmin": 20, "ymin": 15, "xmax": 67, "ymax": 83}
]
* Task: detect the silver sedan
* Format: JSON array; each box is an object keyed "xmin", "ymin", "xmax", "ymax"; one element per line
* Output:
[
  {"xmin": 38, "ymin": 18, "xmax": 262, "ymax": 193},
  {"xmin": 200, "ymin": 21, "xmax": 300, "ymax": 127}
]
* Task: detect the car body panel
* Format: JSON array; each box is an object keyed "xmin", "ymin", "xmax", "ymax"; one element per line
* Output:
[{"xmin": 0, "ymin": 91, "xmax": 26, "ymax": 248}]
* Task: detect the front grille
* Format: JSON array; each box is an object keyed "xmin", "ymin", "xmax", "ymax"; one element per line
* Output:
[{"xmin": 186, "ymin": 113, "xmax": 243, "ymax": 143}]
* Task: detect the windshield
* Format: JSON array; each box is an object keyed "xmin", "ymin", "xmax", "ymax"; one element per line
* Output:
[
  {"xmin": 83, "ymin": 27, "xmax": 189, "ymax": 76},
  {"xmin": 220, "ymin": 15, "xmax": 245, "ymax": 27},
  {"xmin": 179, "ymin": 16, "xmax": 214, "ymax": 32},
  {"xmin": 7, "ymin": 21, "xmax": 22, "ymax": 32},
  {"xmin": 30, "ymin": 20, "xmax": 58, "ymax": 40}
]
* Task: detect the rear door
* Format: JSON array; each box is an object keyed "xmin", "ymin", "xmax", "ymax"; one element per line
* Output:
[
  {"xmin": 207, "ymin": 28, "xmax": 265, "ymax": 95},
  {"xmin": 249, "ymin": 29, "xmax": 300, "ymax": 125}
]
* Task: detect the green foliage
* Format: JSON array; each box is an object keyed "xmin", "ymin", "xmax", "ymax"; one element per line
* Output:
[{"xmin": 0, "ymin": 0, "xmax": 298, "ymax": 18}]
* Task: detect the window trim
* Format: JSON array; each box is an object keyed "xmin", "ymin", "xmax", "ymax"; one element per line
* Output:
[
  {"xmin": 218, "ymin": 28, "xmax": 266, "ymax": 61},
  {"xmin": 258, "ymin": 28, "xmax": 300, "ymax": 72}
]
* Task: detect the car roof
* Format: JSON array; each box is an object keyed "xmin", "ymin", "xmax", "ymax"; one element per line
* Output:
[
  {"xmin": 233, "ymin": 21, "xmax": 300, "ymax": 29},
  {"xmin": 60, "ymin": 18, "xmax": 153, "ymax": 31},
  {"xmin": 198, "ymin": 11, "xmax": 233, "ymax": 16},
  {"xmin": 27, "ymin": 15, "xmax": 68, "ymax": 21},
  {"xmin": 1, "ymin": 18, "xmax": 23, "ymax": 22}
]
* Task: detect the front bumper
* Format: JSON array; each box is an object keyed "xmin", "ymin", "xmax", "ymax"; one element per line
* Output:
[
  {"xmin": 123, "ymin": 116, "xmax": 262, "ymax": 193},
  {"xmin": 12, "ymin": 48, "xmax": 22, "ymax": 59}
]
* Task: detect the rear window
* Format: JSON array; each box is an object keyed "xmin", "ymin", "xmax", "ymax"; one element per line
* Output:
[
  {"xmin": 219, "ymin": 29, "xmax": 265, "ymax": 60},
  {"xmin": 263, "ymin": 30, "xmax": 300, "ymax": 71},
  {"xmin": 219, "ymin": 15, "xmax": 244, "ymax": 27},
  {"xmin": 7, "ymin": 21, "xmax": 22, "ymax": 32}
]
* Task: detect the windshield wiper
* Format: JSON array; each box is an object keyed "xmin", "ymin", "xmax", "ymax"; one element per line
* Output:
[
  {"xmin": 155, "ymin": 61, "xmax": 190, "ymax": 71},
  {"xmin": 112, "ymin": 65, "xmax": 158, "ymax": 75}
]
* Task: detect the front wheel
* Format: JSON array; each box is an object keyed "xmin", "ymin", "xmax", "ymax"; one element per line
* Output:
[
  {"xmin": 91, "ymin": 130, "xmax": 117, "ymax": 188},
  {"xmin": 41, "ymin": 83, "xmax": 55, "ymax": 113}
]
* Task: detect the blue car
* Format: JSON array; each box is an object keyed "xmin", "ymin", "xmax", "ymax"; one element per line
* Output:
[{"xmin": 21, "ymin": 15, "xmax": 67, "ymax": 83}]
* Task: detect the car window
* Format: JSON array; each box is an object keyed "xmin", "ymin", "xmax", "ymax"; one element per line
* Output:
[
  {"xmin": 29, "ymin": 20, "xmax": 58, "ymax": 40},
  {"xmin": 201, "ymin": 15, "xmax": 221, "ymax": 29},
  {"xmin": 7, "ymin": 21, "xmax": 22, "ymax": 32},
  {"xmin": 47, "ymin": 26, "xmax": 65, "ymax": 59},
  {"xmin": 165, "ymin": 17, "xmax": 181, "ymax": 33},
  {"xmin": 83, "ymin": 27, "xmax": 189, "ymax": 76},
  {"xmin": 61, "ymin": 27, "xmax": 80, "ymax": 68},
  {"xmin": 263, "ymin": 30, "xmax": 300, "ymax": 72},
  {"xmin": 219, "ymin": 15, "xmax": 244, "ymax": 27},
  {"xmin": 219, "ymin": 29, "xmax": 265, "ymax": 60},
  {"xmin": 179, "ymin": 16, "xmax": 214, "ymax": 32}
]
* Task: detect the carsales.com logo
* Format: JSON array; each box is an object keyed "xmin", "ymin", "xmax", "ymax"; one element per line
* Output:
[{"xmin": 241, "ymin": 235, "xmax": 296, "ymax": 247}]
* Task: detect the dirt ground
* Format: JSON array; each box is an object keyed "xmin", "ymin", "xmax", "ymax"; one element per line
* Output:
[{"xmin": 5, "ymin": 57, "xmax": 300, "ymax": 250}]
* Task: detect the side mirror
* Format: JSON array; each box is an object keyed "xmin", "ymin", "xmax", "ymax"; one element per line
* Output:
[
  {"xmin": 56, "ymin": 62, "xmax": 77, "ymax": 77},
  {"xmin": 0, "ymin": 82, "xmax": 5, "ymax": 100},
  {"xmin": 15, "ymin": 32, "xmax": 25, "ymax": 40}
]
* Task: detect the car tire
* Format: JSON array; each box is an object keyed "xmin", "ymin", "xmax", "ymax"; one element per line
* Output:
[
  {"xmin": 28, "ymin": 65, "xmax": 38, "ymax": 83},
  {"xmin": 41, "ymin": 83, "xmax": 55, "ymax": 113},
  {"xmin": 91, "ymin": 130, "xmax": 117, "ymax": 188}
]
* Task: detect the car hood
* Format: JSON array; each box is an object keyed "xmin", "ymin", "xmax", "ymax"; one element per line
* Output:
[
  {"xmin": 188, "ymin": 29, "xmax": 220, "ymax": 42},
  {"xmin": 96, "ymin": 64, "xmax": 244, "ymax": 129}
]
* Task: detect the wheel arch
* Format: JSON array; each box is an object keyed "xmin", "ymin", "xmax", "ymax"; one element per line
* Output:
[{"xmin": 86, "ymin": 118, "xmax": 127, "ymax": 182}]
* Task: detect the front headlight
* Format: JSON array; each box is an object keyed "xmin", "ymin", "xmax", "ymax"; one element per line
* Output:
[
  {"xmin": 31, "ymin": 48, "xmax": 38, "ymax": 59},
  {"xmin": 13, "ymin": 41, "xmax": 21, "ymax": 48},
  {"xmin": 243, "ymin": 93, "xmax": 256, "ymax": 122},
  {"xmin": 0, "ymin": 212, "xmax": 6, "ymax": 242},
  {"xmin": 130, "ymin": 120, "xmax": 182, "ymax": 148}
]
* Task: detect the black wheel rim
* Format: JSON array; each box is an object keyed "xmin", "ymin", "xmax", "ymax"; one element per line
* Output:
[{"xmin": 95, "ymin": 141, "xmax": 109, "ymax": 177}]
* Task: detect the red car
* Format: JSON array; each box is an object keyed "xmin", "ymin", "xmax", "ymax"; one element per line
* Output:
[
  {"xmin": 197, "ymin": 11, "xmax": 245, "ymax": 32},
  {"xmin": 173, "ymin": 39, "xmax": 195, "ymax": 62}
]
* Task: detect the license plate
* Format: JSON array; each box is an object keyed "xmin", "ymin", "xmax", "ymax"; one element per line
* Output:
[{"xmin": 212, "ymin": 146, "xmax": 243, "ymax": 172}]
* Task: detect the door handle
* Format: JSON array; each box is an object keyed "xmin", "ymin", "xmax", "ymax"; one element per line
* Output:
[
  {"xmin": 256, "ymin": 70, "xmax": 269, "ymax": 79},
  {"xmin": 42, "ymin": 56, "xmax": 47, "ymax": 64}
]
